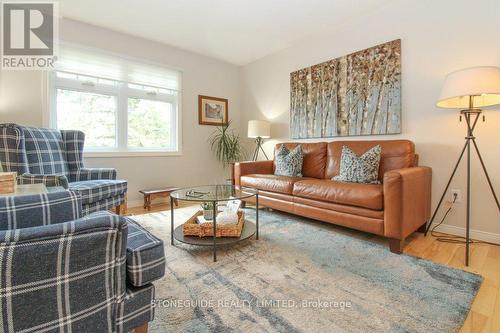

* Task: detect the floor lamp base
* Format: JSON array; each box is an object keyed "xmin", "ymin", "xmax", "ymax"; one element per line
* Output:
[
  {"xmin": 251, "ymin": 137, "xmax": 269, "ymax": 161},
  {"xmin": 424, "ymin": 110, "xmax": 499, "ymax": 266}
]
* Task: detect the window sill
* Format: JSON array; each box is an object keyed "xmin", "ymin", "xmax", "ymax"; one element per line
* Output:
[{"xmin": 83, "ymin": 151, "xmax": 182, "ymax": 158}]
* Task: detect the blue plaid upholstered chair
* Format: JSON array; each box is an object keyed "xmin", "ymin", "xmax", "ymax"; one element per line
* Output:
[
  {"xmin": 0, "ymin": 123, "xmax": 127, "ymax": 215},
  {"xmin": 0, "ymin": 191, "xmax": 165, "ymax": 333}
]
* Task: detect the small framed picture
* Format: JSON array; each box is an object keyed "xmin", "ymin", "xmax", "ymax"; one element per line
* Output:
[{"xmin": 198, "ymin": 95, "xmax": 228, "ymax": 126}]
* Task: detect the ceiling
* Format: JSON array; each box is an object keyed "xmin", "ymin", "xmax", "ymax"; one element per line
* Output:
[{"xmin": 59, "ymin": 0, "xmax": 393, "ymax": 66}]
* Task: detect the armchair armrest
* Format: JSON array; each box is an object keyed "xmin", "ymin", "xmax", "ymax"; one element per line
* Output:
[
  {"xmin": 18, "ymin": 173, "xmax": 69, "ymax": 189},
  {"xmin": 383, "ymin": 166, "xmax": 432, "ymax": 240},
  {"xmin": 123, "ymin": 217, "xmax": 165, "ymax": 287},
  {"xmin": 70, "ymin": 167, "xmax": 117, "ymax": 181},
  {"xmin": 0, "ymin": 191, "xmax": 82, "ymax": 231},
  {"xmin": 0, "ymin": 212, "xmax": 127, "ymax": 332},
  {"xmin": 234, "ymin": 160, "xmax": 274, "ymax": 186},
  {"xmin": 81, "ymin": 213, "xmax": 165, "ymax": 287}
]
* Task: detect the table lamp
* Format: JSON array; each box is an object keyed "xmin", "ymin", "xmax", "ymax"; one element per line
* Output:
[
  {"xmin": 248, "ymin": 120, "xmax": 271, "ymax": 161},
  {"xmin": 424, "ymin": 66, "xmax": 500, "ymax": 266}
]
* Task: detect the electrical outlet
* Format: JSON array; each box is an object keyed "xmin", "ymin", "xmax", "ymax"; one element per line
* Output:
[{"xmin": 451, "ymin": 189, "xmax": 462, "ymax": 203}]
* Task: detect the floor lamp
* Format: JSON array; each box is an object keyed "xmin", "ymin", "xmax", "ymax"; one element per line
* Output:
[
  {"xmin": 424, "ymin": 66, "xmax": 500, "ymax": 266},
  {"xmin": 248, "ymin": 120, "xmax": 271, "ymax": 161}
]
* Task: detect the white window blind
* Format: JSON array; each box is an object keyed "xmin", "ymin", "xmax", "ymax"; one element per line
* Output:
[
  {"xmin": 56, "ymin": 45, "xmax": 181, "ymax": 91},
  {"xmin": 49, "ymin": 45, "xmax": 182, "ymax": 155}
]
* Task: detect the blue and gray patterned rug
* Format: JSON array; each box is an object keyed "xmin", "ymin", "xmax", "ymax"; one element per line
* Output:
[{"xmin": 134, "ymin": 207, "xmax": 482, "ymax": 333}]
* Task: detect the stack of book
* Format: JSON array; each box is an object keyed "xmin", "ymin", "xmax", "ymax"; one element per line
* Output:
[
  {"xmin": 0, "ymin": 172, "xmax": 17, "ymax": 194},
  {"xmin": 195, "ymin": 215, "xmax": 213, "ymax": 224}
]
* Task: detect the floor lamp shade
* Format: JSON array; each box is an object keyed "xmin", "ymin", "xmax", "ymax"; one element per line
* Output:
[
  {"xmin": 248, "ymin": 120, "xmax": 271, "ymax": 138},
  {"xmin": 437, "ymin": 66, "xmax": 500, "ymax": 108}
]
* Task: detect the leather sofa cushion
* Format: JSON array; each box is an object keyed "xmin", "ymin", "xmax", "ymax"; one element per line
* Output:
[
  {"xmin": 274, "ymin": 142, "xmax": 327, "ymax": 179},
  {"xmin": 293, "ymin": 196, "xmax": 384, "ymax": 219},
  {"xmin": 253, "ymin": 190, "xmax": 295, "ymax": 202},
  {"xmin": 243, "ymin": 190, "xmax": 295, "ymax": 214},
  {"xmin": 293, "ymin": 179, "xmax": 384, "ymax": 210},
  {"xmin": 324, "ymin": 140, "xmax": 416, "ymax": 181},
  {"xmin": 241, "ymin": 174, "xmax": 308, "ymax": 195},
  {"xmin": 293, "ymin": 203, "xmax": 385, "ymax": 236}
]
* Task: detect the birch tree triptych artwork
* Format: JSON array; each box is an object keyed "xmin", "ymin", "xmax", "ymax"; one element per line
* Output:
[{"xmin": 290, "ymin": 39, "xmax": 401, "ymax": 138}]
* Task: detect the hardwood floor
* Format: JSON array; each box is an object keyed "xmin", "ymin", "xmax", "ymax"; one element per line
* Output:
[
  {"xmin": 127, "ymin": 201, "xmax": 194, "ymax": 215},
  {"xmin": 127, "ymin": 203, "xmax": 500, "ymax": 333}
]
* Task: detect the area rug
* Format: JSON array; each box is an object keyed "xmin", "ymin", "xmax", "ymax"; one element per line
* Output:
[{"xmin": 133, "ymin": 207, "xmax": 482, "ymax": 333}]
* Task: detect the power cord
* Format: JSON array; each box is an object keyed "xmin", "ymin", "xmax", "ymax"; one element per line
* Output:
[{"xmin": 430, "ymin": 193, "xmax": 491, "ymax": 245}]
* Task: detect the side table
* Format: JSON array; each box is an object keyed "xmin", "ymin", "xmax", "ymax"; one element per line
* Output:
[{"xmin": 139, "ymin": 187, "xmax": 180, "ymax": 211}]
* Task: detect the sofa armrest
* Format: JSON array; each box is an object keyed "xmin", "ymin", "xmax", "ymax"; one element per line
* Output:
[
  {"xmin": 18, "ymin": 173, "xmax": 69, "ymax": 189},
  {"xmin": 0, "ymin": 191, "xmax": 82, "ymax": 230},
  {"xmin": 70, "ymin": 167, "xmax": 117, "ymax": 181},
  {"xmin": 383, "ymin": 166, "xmax": 432, "ymax": 240},
  {"xmin": 234, "ymin": 160, "xmax": 274, "ymax": 185}
]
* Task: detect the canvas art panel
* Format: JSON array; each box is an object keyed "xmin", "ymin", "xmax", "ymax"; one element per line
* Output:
[
  {"xmin": 290, "ymin": 39, "xmax": 401, "ymax": 138},
  {"xmin": 198, "ymin": 95, "xmax": 229, "ymax": 125}
]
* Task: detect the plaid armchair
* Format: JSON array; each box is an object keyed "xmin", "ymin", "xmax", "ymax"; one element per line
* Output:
[
  {"xmin": 0, "ymin": 123, "xmax": 127, "ymax": 215},
  {"xmin": 0, "ymin": 191, "xmax": 166, "ymax": 332}
]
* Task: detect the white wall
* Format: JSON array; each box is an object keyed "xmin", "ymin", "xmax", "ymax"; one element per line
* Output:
[
  {"xmin": 0, "ymin": 19, "xmax": 241, "ymax": 206},
  {"xmin": 1, "ymin": 2, "xmax": 499, "ymax": 239},
  {"xmin": 240, "ymin": 0, "xmax": 500, "ymax": 238}
]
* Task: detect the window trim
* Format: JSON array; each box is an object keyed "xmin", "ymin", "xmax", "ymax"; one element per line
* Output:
[
  {"xmin": 47, "ymin": 70, "xmax": 183, "ymax": 157},
  {"xmin": 82, "ymin": 151, "xmax": 183, "ymax": 158}
]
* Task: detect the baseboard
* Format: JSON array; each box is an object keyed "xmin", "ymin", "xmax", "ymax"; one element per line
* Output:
[
  {"xmin": 434, "ymin": 224, "xmax": 500, "ymax": 245},
  {"xmin": 127, "ymin": 199, "xmax": 146, "ymax": 208},
  {"xmin": 127, "ymin": 198, "xmax": 176, "ymax": 209}
]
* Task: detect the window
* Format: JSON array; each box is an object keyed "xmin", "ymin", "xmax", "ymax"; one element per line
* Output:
[
  {"xmin": 128, "ymin": 98, "xmax": 173, "ymax": 149},
  {"xmin": 56, "ymin": 88, "xmax": 117, "ymax": 148},
  {"xmin": 49, "ymin": 46, "xmax": 181, "ymax": 155}
]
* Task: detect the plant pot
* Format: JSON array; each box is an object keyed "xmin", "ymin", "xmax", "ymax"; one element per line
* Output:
[{"xmin": 203, "ymin": 209, "xmax": 214, "ymax": 221}]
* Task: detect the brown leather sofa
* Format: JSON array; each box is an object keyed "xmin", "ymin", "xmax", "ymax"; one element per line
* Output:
[{"xmin": 234, "ymin": 140, "xmax": 432, "ymax": 254}]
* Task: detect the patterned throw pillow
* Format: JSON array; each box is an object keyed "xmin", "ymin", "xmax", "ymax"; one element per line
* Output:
[
  {"xmin": 333, "ymin": 145, "xmax": 382, "ymax": 184},
  {"xmin": 274, "ymin": 145, "xmax": 303, "ymax": 177}
]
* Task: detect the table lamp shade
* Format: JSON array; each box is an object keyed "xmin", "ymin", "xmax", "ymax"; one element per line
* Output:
[
  {"xmin": 248, "ymin": 120, "xmax": 270, "ymax": 138},
  {"xmin": 437, "ymin": 66, "xmax": 500, "ymax": 108}
]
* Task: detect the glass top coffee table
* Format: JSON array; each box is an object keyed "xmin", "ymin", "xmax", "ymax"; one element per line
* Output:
[{"xmin": 170, "ymin": 185, "xmax": 259, "ymax": 262}]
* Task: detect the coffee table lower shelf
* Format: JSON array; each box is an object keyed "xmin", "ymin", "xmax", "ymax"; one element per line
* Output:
[{"xmin": 173, "ymin": 221, "xmax": 256, "ymax": 247}]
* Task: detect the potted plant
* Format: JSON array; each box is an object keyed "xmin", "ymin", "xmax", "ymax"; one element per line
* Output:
[
  {"xmin": 209, "ymin": 121, "xmax": 245, "ymax": 171},
  {"xmin": 201, "ymin": 201, "xmax": 215, "ymax": 221}
]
